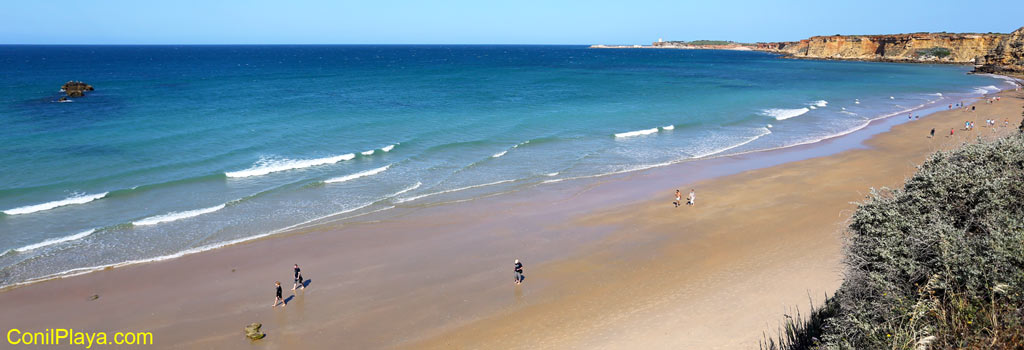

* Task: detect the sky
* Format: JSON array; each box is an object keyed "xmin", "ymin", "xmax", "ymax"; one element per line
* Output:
[{"xmin": 1, "ymin": 0, "xmax": 1022, "ymax": 44}]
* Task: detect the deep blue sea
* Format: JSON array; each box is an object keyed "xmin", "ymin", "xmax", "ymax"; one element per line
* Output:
[{"xmin": 0, "ymin": 45, "xmax": 1013, "ymax": 287}]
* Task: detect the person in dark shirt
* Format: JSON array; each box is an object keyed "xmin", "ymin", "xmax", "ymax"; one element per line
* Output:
[
  {"xmin": 273, "ymin": 281, "xmax": 285, "ymax": 308},
  {"xmin": 292, "ymin": 264, "xmax": 305, "ymax": 290},
  {"xmin": 514, "ymin": 259, "xmax": 524, "ymax": 285}
]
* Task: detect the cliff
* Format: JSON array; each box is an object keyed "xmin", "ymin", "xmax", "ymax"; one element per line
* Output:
[
  {"xmin": 975, "ymin": 27, "xmax": 1024, "ymax": 76},
  {"xmin": 754, "ymin": 32, "xmax": 1006, "ymax": 64}
]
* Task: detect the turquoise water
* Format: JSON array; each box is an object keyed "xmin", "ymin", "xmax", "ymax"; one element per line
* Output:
[{"xmin": 0, "ymin": 45, "xmax": 1011, "ymax": 287}]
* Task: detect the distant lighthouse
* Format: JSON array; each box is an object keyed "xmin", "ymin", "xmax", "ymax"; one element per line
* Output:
[{"xmin": 658, "ymin": 38, "xmax": 663, "ymax": 43}]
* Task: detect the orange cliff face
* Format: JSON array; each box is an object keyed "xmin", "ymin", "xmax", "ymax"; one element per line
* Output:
[
  {"xmin": 975, "ymin": 27, "xmax": 1024, "ymax": 76},
  {"xmin": 755, "ymin": 32, "xmax": 1007, "ymax": 64}
]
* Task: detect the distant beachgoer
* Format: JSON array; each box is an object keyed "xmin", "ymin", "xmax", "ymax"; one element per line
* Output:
[
  {"xmin": 292, "ymin": 264, "xmax": 305, "ymax": 290},
  {"xmin": 687, "ymin": 189, "xmax": 696, "ymax": 206},
  {"xmin": 950, "ymin": 128, "xmax": 954, "ymax": 136},
  {"xmin": 948, "ymin": 104, "xmax": 952, "ymax": 110},
  {"xmin": 930, "ymin": 128, "xmax": 935, "ymax": 138},
  {"xmin": 915, "ymin": 115, "xmax": 919, "ymax": 120},
  {"xmin": 965, "ymin": 121, "xmax": 970, "ymax": 130},
  {"xmin": 514, "ymin": 259, "xmax": 524, "ymax": 285},
  {"xmin": 971, "ymin": 105, "xmax": 976, "ymax": 112},
  {"xmin": 1005, "ymin": 119, "xmax": 1010, "ymax": 127},
  {"xmin": 674, "ymin": 190, "xmax": 681, "ymax": 208},
  {"xmin": 273, "ymin": 281, "xmax": 285, "ymax": 308}
]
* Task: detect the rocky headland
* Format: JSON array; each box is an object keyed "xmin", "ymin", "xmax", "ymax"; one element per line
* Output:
[{"xmin": 753, "ymin": 27, "xmax": 1024, "ymax": 77}]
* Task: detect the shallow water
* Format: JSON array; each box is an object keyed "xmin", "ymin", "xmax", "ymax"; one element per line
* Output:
[{"xmin": 0, "ymin": 45, "xmax": 1012, "ymax": 286}]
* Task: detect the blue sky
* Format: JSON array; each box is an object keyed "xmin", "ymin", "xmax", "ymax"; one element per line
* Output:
[{"xmin": 2, "ymin": 0, "xmax": 1021, "ymax": 44}]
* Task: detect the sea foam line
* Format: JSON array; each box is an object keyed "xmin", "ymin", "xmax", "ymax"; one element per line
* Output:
[
  {"xmin": 14, "ymin": 229, "xmax": 96, "ymax": 253},
  {"xmin": 3, "ymin": 192, "xmax": 109, "ymax": 216},
  {"xmin": 614, "ymin": 128, "xmax": 660, "ymax": 138},
  {"xmin": 133, "ymin": 204, "xmax": 227, "ymax": 226},
  {"xmin": 396, "ymin": 179, "xmax": 515, "ymax": 204},
  {"xmin": 492, "ymin": 150, "xmax": 508, "ymax": 158},
  {"xmin": 324, "ymin": 165, "xmax": 391, "ymax": 184},
  {"xmin": 762, "ymin": 107, "xmax": 810, "ymax": 120},
  {"xmin": 226, "ymin": 153, "xmax": 355, "ymax": 178},
  {"xmin": 8, "ymin": 201, "xmax": 389, "ymax": 290},
  {"xmin": 692, "ymin": 127, "xmax": 772, "ymax": 159},
  {"xmin": 381, "ymin": 144, "xmax": 397, "ymax": 152}
]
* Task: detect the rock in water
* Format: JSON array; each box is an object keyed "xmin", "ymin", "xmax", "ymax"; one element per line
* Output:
[
  {"xmin": 244, "ymin": 323, "xmax": 265, "ymax": 340},
  {"xmin": 61, "ymin": 81, "xmax": 94, "ymax": 98}
]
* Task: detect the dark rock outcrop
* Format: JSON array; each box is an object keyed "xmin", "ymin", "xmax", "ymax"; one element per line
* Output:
[
  {"xmin": 244, "ymin": 323, "xmax": 265, "ymax": 341},
  {"xmin": 61, "ymin": 81, "xmax": 94, "ymax": 98}
]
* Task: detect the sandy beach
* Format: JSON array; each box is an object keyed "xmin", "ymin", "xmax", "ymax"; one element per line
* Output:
[{"xmin": 1, "ymin": 86, "xmax": 1021, "ymax": 349}]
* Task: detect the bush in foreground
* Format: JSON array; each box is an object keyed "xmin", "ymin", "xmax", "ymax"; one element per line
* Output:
[{"xmin": 764, "ymin": 134, "xmax": 1024, "ymax": 349}]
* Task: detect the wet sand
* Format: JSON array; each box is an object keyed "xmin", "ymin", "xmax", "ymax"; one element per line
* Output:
[{"xmin": 0, "ymin": 88, "xmax": 1021, "ymax": 349}]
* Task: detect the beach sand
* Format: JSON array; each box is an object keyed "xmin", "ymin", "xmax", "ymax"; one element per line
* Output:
[{"xmin": 0, "ymin": 89, "xmax": 1021, "ymax": 349}]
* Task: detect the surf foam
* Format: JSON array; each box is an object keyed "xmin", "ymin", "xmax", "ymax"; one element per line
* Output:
[
  {"xmin": 361, "ymin": 150, "xmax": 375, "ymax": 156},
  {"xmin": 614, "ymin": 128, "xmax": 659, "ymax": 138},
  {"xmin": 226, "ymin": 154, "xmax": 355, "ymax": 178},
  {"xmin": 133, "ymin": 204, "xmax": 227, "ymax": 226},
  {"xmin": 381, "ymin": 144, "xmax": 396, "ymax": 152},
  {"xmin": 15, "ymin": 229, "xmax": 96, "ymax": 253},
  {"xmin": 492, "ymin": 150, "xmax": 508, "ymax": 158},
  {"xmin": 324, "ymin": 165, "xmax": 391, "ymax": 184},
  {"xmin": 3, "ymin": 192, "xmax": 109, "ymax": 215},
  {"xmin": 761, "ymin": 108, "xmax": 809, "ymax": 121},
  {"xmin": 662, "ymin": 125, "xmax": 675, "ymax": 130}
]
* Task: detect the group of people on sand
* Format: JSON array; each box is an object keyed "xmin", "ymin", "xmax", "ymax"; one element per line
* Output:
[
  {"xmin": 673, "ymin": 189, "xmax": 695, "ymax": 208},
  {"xmin": 274, "ymin": 260, "xmax": 529, "ymax": 307},
  {"xmin": 273, "ymin": 264, "xmax": 306, "ymax": 308}
]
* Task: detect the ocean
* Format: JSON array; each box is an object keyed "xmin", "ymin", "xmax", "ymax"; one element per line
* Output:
[{"xmin": 0, "ymin": 45, "xmax": 1013, "ymax": 287}]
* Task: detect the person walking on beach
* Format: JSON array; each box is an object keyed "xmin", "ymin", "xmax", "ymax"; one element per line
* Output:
[
  {"xmin": 273, "ymin": 281, "xmax": 285, "ymax": 308},
  {"xmin": 292, "ymin": 264, "xmax": 305, "ymax": 290},
  {"xmin": 674, "ymin": 189, "xmax": 682, "ymax": 208},
  {"xmin": 930, "ymin": 128, "xmax": 935, "ymax": 138},
  {"xmin": 514, "ymin": 259, "xmax": 524, "ymax": 285},
  {"xmin": 950, "ymin": 128, "xmax": 954, "ymax": 137},
  {"xmin": 687, "ymin": 189, "xmax": 696, "ymax": 206}
]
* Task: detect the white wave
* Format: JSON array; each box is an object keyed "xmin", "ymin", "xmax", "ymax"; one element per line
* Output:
[
  {"xmin": 812, "ymin": 100, "xmax": 828, "ymax": 107},
  {"xmin": 388, "ymin": 182, "xmax": 422, "ymax": 198},
  {"xmin": 7, "ymin": 202, "xmax": 396, "ymax": 289},
  {"xmin": 855, "ymin": 100, "xmax": 860, "ymax": 104},
  {"xmin": 761, "ymin": 108, "xmax": 809, "ymax": 121},
  {"xmin": 226, "ymin": 153, "xmax": 355, "ymax": 178},
  {"xmin": 381, "ymin": 144, "xmax": 396, "ymax": 152},
  {"xmin": 133, "ymin": 204, "xmax": 226, "ymax": 226},
  {"xmin": 396, "ymin": 179, "xmax": 515, "ymax": 203},
  {"xmin": 15, "ymin": 229, "xmax": 96, "ymax": 253},
  {"xmin": 662, "ymin": 125, "xmax": 675, "ymax": 130},
  {"xmin": 492, "ymin": 150, "xmax": 508, "ymax": 158},
  {"xmin": 929, "ymin": 92, "xmax": 943, "ymax": 96},
  {"xmin": 841, "ymin": 107, "xmax": 846, "ymax": 110},
  {"xmin": 324, "ymin": 165, "xmax": 390, "ymax": 184},
  {"xmin": 614, "ymin": 128, "xmax": 659, "ymax": 138},
  {"xmin": 545, "ymin": 172, "xmax": 559, "ymax": 176},
  {"xmin": 692, "ymin": 127, "xmax": 772, "ymax": 158},
  {"xmin": 3, "ymin": 192, "xmax": 109, "ymax": 215},
  {"xmin": 361, "ymin": 150, "xmax": 375, "ymax": 156},
  {"xmin": 766, "ymin": 124, "xmax": 773, "ymax": 128},
  {"xmin": 890, "ymin": 96, "xmax": 895, "ymax": 99},
  {"xmin": 840, "ymin": 110, "xmax": 858, "ymax": 116},
  {"xmin": 809, "ymin": 106, "xmax": 817, "ymax": 110}
]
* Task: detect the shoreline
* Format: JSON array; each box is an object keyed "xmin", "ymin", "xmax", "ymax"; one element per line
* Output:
[
  {"xmin": 1, "ymin": 74, "xmax": 1014, "ymax": 292},
  {"xmin": 0, "ymin": 83, "xmax": 1021, "ymax": 348}
]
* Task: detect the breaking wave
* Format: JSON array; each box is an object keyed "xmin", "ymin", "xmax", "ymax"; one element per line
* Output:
[
  {"xmin": 226, "ymin": 154, "xmax": 355, "ymax": 178},
  {"xmin": 133, "ymin": 204, "xmax": 227, "ymax": 226},
  {"xmin": 614, "ymin": 128, "xmax": 659, "ymax": 138},
  {"xmin": 14, "ymin": 229, "xmax": 96, "ymax": 253},
  {"xmin": 761, "ymin": 108, "xmax": 809, "ymax": 120},
  {"xmin": 324, "ymin": 165, "xmax": 391, "ymax": 184},
  {"xmin": 3, "ymin": 192, "xmax": 109, "ymax": 215}
]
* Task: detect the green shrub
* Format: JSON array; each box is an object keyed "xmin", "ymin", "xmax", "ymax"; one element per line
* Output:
[
  {"xmin": 916, "ymin": 47, "xmax": 952, "ymax": 59},
  {"xmin": 765, "ymin": 133, "xmax": 1024, "ymax": 349}
]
